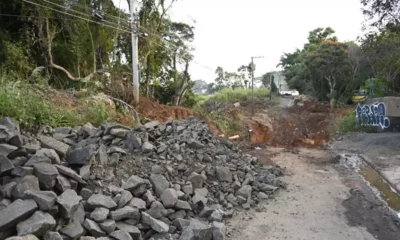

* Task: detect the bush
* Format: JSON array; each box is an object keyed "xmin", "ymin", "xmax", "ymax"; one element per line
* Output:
[
  {"xmin": 338, "ymin": 110, "xmax": 358, "ymax": 133},
  {"xmin": 0, "ymin": 81, "xmax": 79, "ymax": 127},
  {"xmin": 209, "ymin": 87, "xmax": 269, "ymax": 104},
  {"xmin": 0, "ymin": 76, "xmax": 121, "ymax": 129}
]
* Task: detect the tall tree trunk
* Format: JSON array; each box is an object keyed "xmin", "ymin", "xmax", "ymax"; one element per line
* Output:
[
  {"xmin": 175, "ymin": 60, "xmax": 190, "ymax": 106},
  {"xmin": 145, "ymin": 55, "xmax": 151, "ymax": 97}
]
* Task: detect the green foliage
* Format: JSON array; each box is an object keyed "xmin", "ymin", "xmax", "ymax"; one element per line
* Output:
[
  {"xmin": 279, "ymin": 27, "xmax": 371, "ymax": 107},
  {"xmin": 0, "ymin": 81, "xmax": 78, "ymax": 128},
  {"xmin": 364, "ymin": 77, "xmax": 387, "ymax": 97},
  {"xmin": 208, "ymin": 87, "xmax": 269, "ymax": 104},
  {"xmin": 338, "ymin": 110, "xmax": 358, "ymax": 133},
  {"xmin": 182, "ymin": 91, "xmax": 208, "ymax": 108},
  {"xmin": 0, "ymin": 73, "xmax": 121, "ymax": 128}
]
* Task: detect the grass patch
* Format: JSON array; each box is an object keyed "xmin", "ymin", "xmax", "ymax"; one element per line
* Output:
[
  {"xmin": 208, "ymin": 87, "xmax": 269, "ymax": 104},
  {"xmin": 338, "ymin": 110, "xmax": 378, "ymax": 133},
  {"xmin": 0, "ymin": 76, "xmax": 127, "ymax": 129}
]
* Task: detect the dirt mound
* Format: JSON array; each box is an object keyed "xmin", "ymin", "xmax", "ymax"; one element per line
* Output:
[
  {"xmin": 138, "ymin": 97, "xmax": 222, "ymax": 135},
  {"xmin": 246, "ymin": 97, "xmax": 344, "ymax": 148}
]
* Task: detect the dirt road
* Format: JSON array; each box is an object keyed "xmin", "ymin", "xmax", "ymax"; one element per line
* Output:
[{"xmin": 227, "ymin": 147, "xmax": 400, "ymax": 240}]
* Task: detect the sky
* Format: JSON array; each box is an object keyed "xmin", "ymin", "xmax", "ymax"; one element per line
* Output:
[{"xmin": 113, "ymin": 0, "xmax": 365, "ymax": 83}]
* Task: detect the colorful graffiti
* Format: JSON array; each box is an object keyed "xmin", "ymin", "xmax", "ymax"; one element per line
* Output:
[{"xmin": 356, "ymin": 102, "xmax": 390, "ymax": 129}]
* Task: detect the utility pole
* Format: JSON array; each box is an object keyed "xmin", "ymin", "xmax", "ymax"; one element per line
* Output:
[
  {"xmin": 251, "ymin": 56, "xmax": 264, "ymax": 116},
  {"xmin": 130, "ymin": 0, "xmax": 139, "ymax": 105}
]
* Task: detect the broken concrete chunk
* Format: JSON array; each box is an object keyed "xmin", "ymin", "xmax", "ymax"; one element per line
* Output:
[
  {"xmin": 0, "ymin": 199, "xmax": 38, "ymax": 232},
  {"xmin": 187, "ymin": 173, "xmax": 205, "ymax": 189},
  {"xmin": 16, "ymin": 210, "xmax": 56, "ymax": 237}
]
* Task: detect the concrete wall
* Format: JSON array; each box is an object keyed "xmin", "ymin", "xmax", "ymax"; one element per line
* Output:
[
  {"xmin": 357, "ymin": 97, "xmax": 400, "ymax": 131},
  {"xmin": 365, "ymin": 97, "xmax": 400, "ymax": 117}
]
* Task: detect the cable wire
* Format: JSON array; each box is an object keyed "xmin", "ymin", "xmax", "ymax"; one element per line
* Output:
[
  {"xmin": 21, "ymin": 0, "xmax": 132, "ymax": 34},
  {"xmin": 38, "ymin": 0, "xmax": 129, "ymax": 30}
]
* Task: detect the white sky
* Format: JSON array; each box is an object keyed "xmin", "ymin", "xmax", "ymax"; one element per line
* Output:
[{"xmin": 113, "ymin": 0, "xmax": 365, "ymax": 82}]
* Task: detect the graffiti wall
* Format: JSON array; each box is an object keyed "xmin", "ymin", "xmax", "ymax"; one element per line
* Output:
[{"xmin": 356, "ymin": 102, "xmax": 391, "ymax": 129}]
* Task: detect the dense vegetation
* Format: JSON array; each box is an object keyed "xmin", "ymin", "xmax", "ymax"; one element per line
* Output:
[
  {"xmin": 279, "ymin": 0, "xmax": 400, "ymax": 110},
  {"xmin": 0, "ymin": 0, "xmax": 195, "ymax": 107}
]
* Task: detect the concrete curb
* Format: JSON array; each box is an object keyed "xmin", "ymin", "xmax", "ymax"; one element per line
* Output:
[{"xmin": 358, "ymin": 154, "xmax": 400, "ymax": 194}]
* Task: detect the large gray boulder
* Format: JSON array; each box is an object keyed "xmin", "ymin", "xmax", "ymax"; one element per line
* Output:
[
  {"xmin": 88, "ymin": 194, "xmax": 117, "ymax": 209},
  {"xmin": 0, "ymin": 155, "xmax": 14, "ymax": 175},
  {"xmin": 211, "ymin": 221, "xmax": 226, "ymax": 240},
  {"xmin": 54, "ymin": 165, "xmax": 86, "ymax": 184},
  {"xmin": 16, "ymin": 210, "xmax": 56, "ymax": 237},
  {"xmin": 215, "ymin": 166, "xmax": 233, "ymax": 182},
  {"xmin": 110, "ymin": 230, "xmax": 133, "ymax": 240},
  {"xmin": 118, "ymin": 190, "xmax": 133, "ymax": 208},
  {"xmin": 141, "ymin": 212, "xmax": 169, "ymax": 233},
  {"xmin": 83, "ymin": 218, "xmax": 106, "ymax": 237},
  {"xmin": 160, "ymin": 189, "xmax": 178, "ymax": 208},
  {"xmin": 99, "ymin": 219, "xmax": 116, "ymax": 234},
  {"xmin": 12, "ymin": 175, "xmax": 40, "ymax": 199},
  {"xmin": 57, "ymin": 189, "xmax": 82, "ymax": 219},
  {"xmin": 38, "ymin": 135, "xmax": 69, "ymax": 157},
  {"xmin": 60, "ymin": 221, "xmax": 84, "ymax": 239},
  {"xmin": 91, "ymin": 208, "xmax": 110, "ymax": 222},
  {"xmin": 33, "ymin": 162, "xmax": 58, "ymax": 189},
  {"xmin": 67, "ymin": 145, "xmax": 96, "ymax": 165},
  {"xmin": 149, "ymin": 174, "xmax": 169, "ymax": 197},
  {"xmin": 179, "ymin": 219, "xmax": 212, "ymax": 240},
  {"xmin": 110, "ymin": 206, "xmax": 140, "ymax": 221},
  {"xmin": 0, "ymin": 199, "xmax": 38, "ymax": 232},
  {"xmin": 23, "ymin": 190, "xmax": 57, "ymax": 211}
]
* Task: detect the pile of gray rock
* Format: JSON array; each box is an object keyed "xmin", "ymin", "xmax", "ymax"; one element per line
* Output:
[{"xmin": 0, "ymin": 116, "xmax": 283, "ymax": 240}]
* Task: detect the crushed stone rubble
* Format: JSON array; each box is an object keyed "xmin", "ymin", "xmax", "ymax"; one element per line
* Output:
[{"xmin": 0, "ymin": 116, "xmax": 283, "ymax": 240}]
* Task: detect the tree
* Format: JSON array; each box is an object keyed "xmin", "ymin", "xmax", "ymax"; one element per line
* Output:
[
  {"xmin": 361, "ymin": 28, "xmax": 400, "ymax": 93},
  {"xmin": 361, "ymin": 0, "xmax": 400, "ymax": 27},
  {"xmin": 305, "ymin": 40, "xmax": 351, "ymax": 110}
]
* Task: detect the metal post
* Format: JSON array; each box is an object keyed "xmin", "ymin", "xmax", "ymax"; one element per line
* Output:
[{"xmin": 130, "ymin": 0, "xmax": 139, "ymax": 105}]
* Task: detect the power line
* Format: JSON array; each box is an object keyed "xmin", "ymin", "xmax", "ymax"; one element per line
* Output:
[
  {"xmin": 21, "ymin": 0, "xmax": 132, "ymax": 34},
  {"xmin": 20, "ymin": 0, "xmax": 215, "ymax": 72},
  {"xmin": 38, "ymin": 0, "xmax": 129, "ymax": 30}
]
